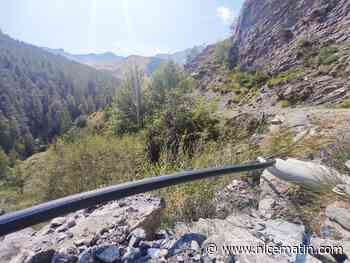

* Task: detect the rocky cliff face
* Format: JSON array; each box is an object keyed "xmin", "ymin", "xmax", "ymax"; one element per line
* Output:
[
  {"xmin": 187, "ymin": 0, "xmax": 350, "ymax": 106},
  {"xmin": 234, "ymin": 0, "xmax": 350, "ymax": 73}
]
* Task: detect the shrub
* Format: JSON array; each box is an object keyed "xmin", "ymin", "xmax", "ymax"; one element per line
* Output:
[
  {"xmin": 145, "ymin": 100, "xmax": 220, "ymax": 163},
  {"xmin": 319, "ymin": 136, "xmax": 350, "ymax": 175},
  {"xmin": 267, "ymin": 68, "xmax": 303, "ymax": 88},
  {"xmin": 280, "ymin": 100, "xmax": 291, "ymax": 108},
  {"xmin": 304, "ymin": 46, "xmax": 339, "ymax": 68},
  {"xmin": 0, "ymin": 148, "xmax": 9, "ymax": 178},
  {"xmin": 317, "ymin": 47, "xmax": 339, "ymax": 65},
  {"xmin": 20, "ymin": 135, "xmax": 146, "ymax": 201},
  {"xmin": 337, "ymin": 98, "xmax": 350, "ymax": 109},
  {"xmin": 297, "ymin": 38, "xmax": 313, "ymax": 49},
  {"xmin": 231, "ymin": 95, "xmax": 241, "ymax": 104},
  {"xmin": 255, "ymin": 70, "xmax": 270, "ymax": 85},
  {"xmin": 238, "ymin": 72, "xmax": 256, "ymax": 89},
  {"xmin": 145, "ymin": 138, "xmax": 259, "ymax": 225}
]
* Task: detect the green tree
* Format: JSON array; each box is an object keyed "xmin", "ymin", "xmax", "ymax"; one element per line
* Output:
[
  {"xmin": 149, "ymin": 61, "xmax": 193, "ymax": 112},
  {"xmin": 214, "ymin": 39, "xmax": 232, "ymax": 66},
  {"xmin": 8, "ymin": 148, "xmax": 18, "ymax": 167},
  {"xmin": 112, "ymin": 65, "xmax": 146, "ymax": 134},
  {"xmin": 59, "ymin": 107, "xmax": 72, "ymax": 134},
  {"xmin": 0, "ymin": 148, "xmax": 9, "ymax": 178},
  {"xmin": 0, "ymin": 114, "xmax": 13, "ymax": 152}
]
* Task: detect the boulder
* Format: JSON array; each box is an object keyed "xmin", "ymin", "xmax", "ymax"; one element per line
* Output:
[
  {"xmin": 128, "ymin": 228, "xmax": 147, "ymax": 248},
  {"xmin": 1, "ymin": 194, "xmax": 165, "ymax": 263},
  {"xmin": 346, "ymin": 160, "xmax": 350, "ymax": 170},
  {"xmin": 258, "ymin": 198, "xmax": 276, "ymax": 219},
  {"xmin": 0, "ymin": 228, "xmax": 35, "ymax": 263},
  {"xmin": 122, "ymin": 247, "xmax": 145, "ymax": 262},
  {"xmin": 326, "ymin": 202, "xmax": 350, "ymax": 232},
  {"xmin": 95, "ymin": 245, "xmax": 121, "ymax": 263},
  {"xmin": 50, "ymin": 217, "xmax": 67, "ymax": 228}
]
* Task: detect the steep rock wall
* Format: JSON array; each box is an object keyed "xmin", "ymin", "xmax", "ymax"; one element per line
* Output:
[{"xmin": 234, "ymin": 0, "xmax": 350, "ymax": 73}]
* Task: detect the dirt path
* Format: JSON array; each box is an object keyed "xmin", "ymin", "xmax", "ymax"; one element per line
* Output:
[{"xmin": 222, "ymin": 105, "xmax": 350, "ymax": 137}]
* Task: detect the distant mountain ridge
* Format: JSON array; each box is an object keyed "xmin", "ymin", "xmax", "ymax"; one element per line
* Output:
[
  {"xmin": 155, "ymin": 45, "xmax": 206, "ymax": 65},
  {"xmin": 43, "ymin": 45, "xmax": 206, "ymax": 79},
  {"xmin": 42, "ymin": 48, "xmax": 124, "ymax": 64}
]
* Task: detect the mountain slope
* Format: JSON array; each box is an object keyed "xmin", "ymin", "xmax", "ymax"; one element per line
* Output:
[
  {"xmin": 43, "ymin": 48, "xmax": 124, "ymax": 65},
  {"xmin": 0, "ymin": 31, "xmax": 118, "ymax": 156},
  {"xmin": 233, "ymin": 0, "xmax": 350, "ymax": 73},
  {"xmin": 44, "ymin": 48, "xmax": 165, "ymax": 79},
  {"xmin": 155, "ymin": 45, "xmax": 206, "ymax": 65},
  {"xmin": 186, "ymin": 0, "xmax": 350, "ymax": 107},
  {"xmin": 44, "ymin": 46, "xmax": 206, "ymax": 79}
]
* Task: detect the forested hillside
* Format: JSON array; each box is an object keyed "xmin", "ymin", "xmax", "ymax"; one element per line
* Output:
[{"xmin": 0, "ymin": 31, "xmax": 118, "ymax": 157}]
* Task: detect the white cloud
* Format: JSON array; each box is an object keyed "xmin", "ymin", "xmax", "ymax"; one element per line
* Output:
[{"xmin": 217, "ymin": 6, "xmax": 235, "ymax": 25}]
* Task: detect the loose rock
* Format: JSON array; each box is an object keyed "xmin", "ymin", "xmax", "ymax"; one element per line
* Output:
[{"xmin": 95, "ymin": 245, "xmax": 120, "ymax": 263}]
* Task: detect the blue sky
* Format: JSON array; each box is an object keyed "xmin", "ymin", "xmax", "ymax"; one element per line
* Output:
[{"xmin": 0, "ymin": 0, "xmax": 244, "ymax": 56}]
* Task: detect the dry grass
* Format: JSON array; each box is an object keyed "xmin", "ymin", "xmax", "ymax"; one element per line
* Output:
[
  {"xmin": 2, "ymin": 112, "xmax": 347, "ymax": 229},
  {"xmin": 261, "ymin": 125, "xmax": 336, "ymax": 160}
]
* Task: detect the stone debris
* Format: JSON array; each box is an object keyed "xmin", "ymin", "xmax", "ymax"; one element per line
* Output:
[
  {"xmin": 326, "ymin": 202, "xmax": 350, "ymax": 232},
  {"xmin": 1, "ymin": 194, "xmax": 165, "ymax": 263},
  {"xmin": 345, "ymin": 160, "xmax": 350, "ymax": 170},
  {"xmin": 270, "ymin": 115, "xmax": 284, "ymax": 125},
  {"xmin": 95, "ymin": 245, "xmax": 121, "ymax": 263},
  {"xmin": 2, "ymin": 159, "xmax": 350, "ymax": 262}
]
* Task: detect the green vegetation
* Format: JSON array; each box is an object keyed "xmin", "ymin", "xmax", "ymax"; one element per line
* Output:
[
  {"xmin": 0, "ymin": 149, "xmax": 9, "ymax": 179},
  {"xmin": 214, "ymin": 39, "xmax": 232, "ymax": 67},
  {"xmin": 0, "ymin": 54, "xmax": 342, "ymax": 227},
  {"xmin": 295, "ymin": 38, "xmax": 340, "ymax": 73},
  {"xmin": 267, "ymin": 68, "xmax": 303, "ymax": 88},
  {"xmin": 0, "ymin": 31, "xmax": 117, "ymax": 158},
  {"xmin": 211, "ymin": 67, "xmax": 269, "ymax": 105},
  {"xmin": 229, "ymin": 67, "xmax": 268, "ymax": 90},
  {"xmin": 111, "ymin": 65, "xmax": 147, "ymax": 134},
  {"xmin": 0, "ymin": 61, "xmax": 224, "ymax": 222},
  {"xmin": 317, "ymin": 47, "xmax": 339, "ymax": 65},
  {"xmin": 297, "ymin": 38, "xmax": 314, "ymax": 49},
  {"xmin": 33, "ymin": 135, "xmax": 145, "ymax": 201},
  {"xmin": 303, "ymin": 45, "xmax": 340, "ymax": 68},
  {"xmin": 231, "ymin": 95, "xmax": 241, "ymax": 104},
  {"xmin": 336, "ymin": 98, "xmax": 350, "ymax": 109},
  {"xmin": 280, "ymin": 100, "xmax": 291, "ymax": 108},
  {"xmin": 146, "ymin": 99, "xmax": 219, "ymax": 163},
  {"xmin": 321, "ymin": 137, "xmax": 350, "ymax": 175}
]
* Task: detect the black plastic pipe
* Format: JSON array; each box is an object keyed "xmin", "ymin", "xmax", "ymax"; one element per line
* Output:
[{"xmin": 0, "ymin": 160, "xmax": 275, "ymax": 236}]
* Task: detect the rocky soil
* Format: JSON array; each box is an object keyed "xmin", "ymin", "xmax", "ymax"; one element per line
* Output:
[{"xmin": 2, "ymin": 160, "xmax": 350, "ymax": 263}]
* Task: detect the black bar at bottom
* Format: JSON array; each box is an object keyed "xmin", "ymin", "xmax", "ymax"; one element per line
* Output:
[{"xmin": 0, "ymin": 160, "xmax": 275, "ymax": 236}]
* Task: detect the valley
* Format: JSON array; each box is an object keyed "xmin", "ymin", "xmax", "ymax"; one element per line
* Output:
[
  {"xmin": 1, "ymin": 0, "xmax": 350, "ymax": 262},
  {"xmin": 44, "ymin": 45, "xmax": 205, "ymax": 79}
]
